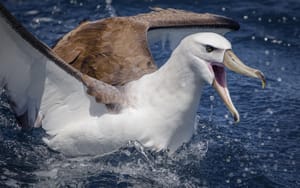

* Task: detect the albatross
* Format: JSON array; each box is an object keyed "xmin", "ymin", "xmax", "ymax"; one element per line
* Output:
[{"xmin": 0, "ymin": 4, "xmax": 265, "ymax": 156}]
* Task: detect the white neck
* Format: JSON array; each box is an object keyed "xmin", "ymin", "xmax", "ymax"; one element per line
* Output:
[{"xmin": 126, "ymin": 46, "xmax": 205, "ymax": 152}]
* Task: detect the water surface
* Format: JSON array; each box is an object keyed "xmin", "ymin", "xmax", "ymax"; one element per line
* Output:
[{"xmin": 0, "ymin": 0, "xmax": 299, "ymax": 187}]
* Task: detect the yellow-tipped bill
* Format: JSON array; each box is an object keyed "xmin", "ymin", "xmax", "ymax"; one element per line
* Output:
[
  {"xmin": 224, "ymin": 50, "xmax": 266, "ymax": 88},
  {"xmin": 212, "ymin": 50, "xmax": 266, "ymax": 123}
]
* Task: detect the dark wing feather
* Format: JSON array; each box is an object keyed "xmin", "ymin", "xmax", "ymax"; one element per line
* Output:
[
  {"xmin": 53, "ymin": 18, "xmax": 156, "ymax": 86},
  {"xmin": 53, "ymin": 8, "xmax": 239, "ymax": 86}
]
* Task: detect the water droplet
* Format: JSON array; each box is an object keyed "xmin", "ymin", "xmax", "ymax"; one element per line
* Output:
[
  {"xmin": 261, "ymin": 142, "xmax": 265, "ymax": 146},
  {"xmin": 237, "ymin": 179, "xmax": 242, "ymax": 184},
  {"xmin": 224, "ymin": 114, "xmax": 229, "ymax": 119},
  {"xmin": 282, "ymin": 17, "xmax": 287, "ymax": 23},
  {"xmin": 264, "ymin": 37, "xmax": 268, "ymax": 41},
  {"xmin": 268, "ymin": 18, "xmax": 272, "ymax": 23},
  {"xmin": 226, "ymin": 179, "xmax": 230, "ymax": 183},
  {"xmin": 266, "ymin": 108, "xmax": 274, "ymax": 115},
  {"xmin": 292, "ymin": 17, "xmax": 297, "ymax": 21},
  {"xmin": 269, "ymin": 153, "xmax": 274, "ymax": 157},
  {"xmin": 251, "ymin": 36, "xmax": 256, "ymax": 40},
  {"xmin": 229, "ymin": 172, "xmax": 234, "ymax": 177},
  {"xmin": 244, "ymin": 167, "xmax": 249, "ymax": 172},
  {"xmin": 210, "ymin": 96, "xmax": 215, "ymax": 101},
  {"xmin": 257, "ymin": 131, "xmax": 262, "ymax": 138},
  {"xmin": 96, "ymin": 5, "xmax": 101, "ymax": 9},
  {"xmin": 267, "ymin": 136, "xmax": 272, "ymax": 140},
  {"xmin": 277, "ymin": 77, "xmax": 282, "ymax": 82},
  {"xmin": 287, "ymin": 43, "xmax": 291, "ymax": 47},
  {"xmin": 217, "ymin": 135, "xmax": 222, "ymax": 139},
  {"xmin": 222, "ymin": 7, "xmax": 226, "ymax": 11},
  {"xmin": 243, "ymin": 15, "xmax": 248, "ymax": 20},
  {"xmin": 258, "ymin": 17, "xmax": 262, "ymax": 21},
  {"xmin": 281, "ymin": 67, "xmax": 285, "ymax": 71},
  {"xmin": 226, "ymin": 158, "xmax": 231, "ymax": 163},
  {"xmin": 265, "ymin": 50, "xmax": 270, "ymax": 55},
  {"xmin": 275, "ymin": 128, "xmax": 280, "ymax": 132},
  {"xmin": 265, "ymin": 61, "xmax": 270, "ymax": 66}
]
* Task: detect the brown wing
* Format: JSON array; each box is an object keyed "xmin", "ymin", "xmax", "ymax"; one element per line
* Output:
[
  {"xmin": 53, "ymin": 8, "xmax": 239, "ymax": 86},
  {"xmin": 53, "ymin": 18, "xmax": 156, "ymax": 86}
]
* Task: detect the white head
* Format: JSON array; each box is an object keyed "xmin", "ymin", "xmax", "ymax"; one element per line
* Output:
[{"xmin": 177, "ymin": 32, "xmax": 266, "ymax": 122}]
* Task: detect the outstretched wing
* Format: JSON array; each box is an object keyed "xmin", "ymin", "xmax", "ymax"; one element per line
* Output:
[
  {"xmin": 0, "ymin": 4, "xmax": 123, "ymax": 134},
  {"xmin": 53, "ymin": 8, "xmax": 239, "ymax": 86}
]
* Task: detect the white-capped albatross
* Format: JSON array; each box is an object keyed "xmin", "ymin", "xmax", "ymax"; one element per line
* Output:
[{"xmin": 0, "ymin": 4, "xmax": 265, "ymax": 156}]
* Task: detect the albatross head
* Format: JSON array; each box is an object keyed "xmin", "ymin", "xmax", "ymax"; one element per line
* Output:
[{"xmin": 181, "ymin": 32, "xmax": 266, "ymax": 123}]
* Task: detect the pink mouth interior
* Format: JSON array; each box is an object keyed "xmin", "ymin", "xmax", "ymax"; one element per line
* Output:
[{"xmin": 212, "ymin": 65, "xmax": 227, "ymax": 88}]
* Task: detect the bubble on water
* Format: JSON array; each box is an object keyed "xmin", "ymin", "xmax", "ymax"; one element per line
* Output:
[
  {"xmin": 242, "ymin": 173, "xmax": 247, "ymax": 177},
  {"xmin": 251, "ymin": 36, "xmax": 256, "ymax": 40},
  {"xmin": 267, "ymin": 136, "xmax": 272, "ymax": 140},
  {"xmin": 237, "ymin": 178, "xmax": 242, "ymax": 184},
  {"xmin": 210, "ymin": 96, "xmax": 215, "ymax": 101},
  {"xmin": 244, "ymin": 167, "xmax": 249, "ymax": 172},
  {"xmin": 264, "ymin": 37, "xmax": 268, "ymax": 41},
  {"xmin": 222, "ymin": 7, "xmax": 226, "ymax": 11},
  {"xmin": 261, "ymin": 142, "xmax": 265, "ymax": 146},
  {"xmin": 287, "ymin": 43, "xmax": 291, "ymax": 47},
  {"xmin": 275, "ymin": 128, "xmax": 280, "ymax": 133},
  {"xmin": 269, "ymin": 153, "xmax": 274, "ymax": 158},
  {"xmin": 224, "ymin": 114, "xmax": 229, "ymax": 119},
  {"xmin": 243, "ymin": 15, "xmax": 248, "ymax": 20},
  {"xmin": 226, "ymin": 179, "xmax": 230, "ymax": 183},
  {"xmin": 277, "ymin": 77, "xmax": 282, "ymax": 82},
  {"xmin": 268, "ymin": 18, "xmax": 272, "ymax": 23},
  {"xmin": 265, "ymin": 61, "xmax": 270, "ymax": 66},
  {"xmin": 258, "ymin": 17, "xmax": 262, "ymax": 21},
  {"xmin": 281, "ymin": 67, "xmax": 285, "ymax": 71},
  {"xmin": 292, "ymin": 16, "xmax": 297, "ymax": 21}
]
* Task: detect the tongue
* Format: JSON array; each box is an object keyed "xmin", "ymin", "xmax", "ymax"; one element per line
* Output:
[{"xmin": 212, "ymin": 65, "xmax": 226, "ymax": 88}]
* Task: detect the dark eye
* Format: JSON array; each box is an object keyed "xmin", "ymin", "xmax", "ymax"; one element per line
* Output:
[{"xmin": 205, "ymin": 45, "xmax": 215, "ymax": 53}]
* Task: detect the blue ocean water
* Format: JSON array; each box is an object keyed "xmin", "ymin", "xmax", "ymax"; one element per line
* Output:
[{"xmin": 0, "ymin": 0, "xmax": 299, "ymax": 187}]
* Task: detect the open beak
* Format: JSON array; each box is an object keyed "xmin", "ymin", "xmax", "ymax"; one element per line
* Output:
[{"xmin": 212, "ymin": 50, "xmax": 266, "ymax": 123}]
